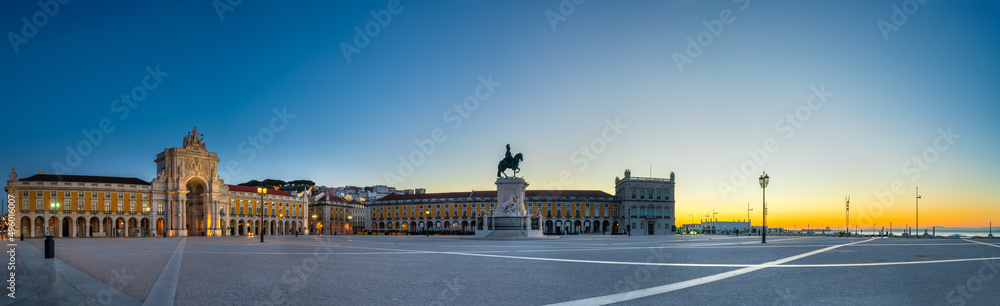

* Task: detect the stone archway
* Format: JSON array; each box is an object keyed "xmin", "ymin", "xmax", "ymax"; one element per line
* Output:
[
  {"xmin": 62, "ymin": 217, "xmax": 72, "ymax": 237},
  {"xmin": 20, "ymin": 217, "xmax": 31, "ymax": 238},
  {"xmin": 186, "ymin": 178, "xmax": 208, "ymax": 236},
  {"xmin": 77, "ymin": 217, "xmax": 87, "ymax": 237}
]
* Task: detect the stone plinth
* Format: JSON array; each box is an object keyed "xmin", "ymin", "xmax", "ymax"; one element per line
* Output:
[{"xmin": 474, "ymin": 177, "xmax": 549, "ymax": 240}]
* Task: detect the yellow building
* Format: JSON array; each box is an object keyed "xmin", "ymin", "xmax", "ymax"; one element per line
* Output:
[
  {"xmin": 4, "ymin": 128, "xmax": 308, "ymax": 237},
  {"xmin": 372, "ymin": 190, "xmax": 623, "ymax": 234},
  {"xmin": 370, "ymin": 170, "xmax": 677, "ymax": 235},
  {"xmin": 307, "ymin": 193, "xmax": 366, "ymax": 235}
]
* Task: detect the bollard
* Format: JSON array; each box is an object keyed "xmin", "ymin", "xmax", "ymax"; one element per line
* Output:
[
  {"xmin": 20, "ymin": 233, "xmax": 23, "ymax": 241},
  {"xmin": 44, "ymin": 235, "xmax": 55, "ymax": 259}
]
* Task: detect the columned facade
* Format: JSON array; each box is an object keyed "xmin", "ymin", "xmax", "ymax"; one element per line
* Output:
[
  {"xmin": 368, "ymin": 170, "xmax": 675, "ymax": 236},
  {"xmin": 5, "ymin": 128, "xmax": 308, "ymax": 237}
]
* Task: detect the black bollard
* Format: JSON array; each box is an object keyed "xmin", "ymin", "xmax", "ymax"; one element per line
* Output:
[
  {"xmin": 20, "ymin": 233, "xmax": 23, "ymax": 241},
  {"xmin": 44, "ymin": 235, "xmax": 55, "ymax": 259}
]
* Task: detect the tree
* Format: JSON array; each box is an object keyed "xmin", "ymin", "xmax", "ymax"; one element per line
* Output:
[
  {"xmin": 287, "ymin": 179, "xmax": 315, "ymax": 186},
  {"xmin": 238, "ymin": 180, "xmax": 261, "ymax": 187},
  {"xmin": 261, "ymin": 179, "xmax": 286, "ymax": 187}
]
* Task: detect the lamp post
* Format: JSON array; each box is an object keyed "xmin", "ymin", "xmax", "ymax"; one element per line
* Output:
[
  {"xmin": 628, "ymin": 208, "xmax": 632, "ymax": 236},
  {"xmin": 759, "ymin": 172, "xmax": 769, "ymax": 244},
  {"xmin": 257, "ymin": 187, "xmax": 267, "ymax": 243},
  {"xmin": 47, "ymin": 201, "xmax": 59, "ymax": 236},
  {"xmin": 425, "ymin": 210, "xmax": 430, "ymax": 236},
  {"xmin": 915, "ymin": 187, "xmax": 921, "ymax": 236},
  {"xmin": 348, "ymin": 215, "xmax": 353, "ymax": 235},
  {"xmin": 747, "ymin": 203, "xmax": 752, "ymax": 228},
  {"xmin": 312, "ymin": 214, "xmax": 318, "ymax": 235},
  {"xmin": 845, "ymin": 195, "xmax": 850, "ymax": 237}
]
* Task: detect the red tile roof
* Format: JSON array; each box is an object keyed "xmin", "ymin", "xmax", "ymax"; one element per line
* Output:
[
  {"xmin": 226, "ymin": 184, "xmax": 295, "ymax": 197},
  {"xmin": 19, "ymin": 174, "xmax": 150, "ymax": 185}
]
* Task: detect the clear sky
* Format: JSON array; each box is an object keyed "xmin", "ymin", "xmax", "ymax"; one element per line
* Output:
[{"xmin": 2, "ymin": 1, "xmax": 998, "ymax": 229}]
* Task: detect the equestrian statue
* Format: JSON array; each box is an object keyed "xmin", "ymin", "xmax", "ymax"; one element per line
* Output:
[{"xmin": 497, "ymin": 144, "xmax": 524, "ymax": 178}]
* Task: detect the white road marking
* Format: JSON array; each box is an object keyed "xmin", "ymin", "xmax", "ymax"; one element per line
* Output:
[
  {"xmin": 545, "ymin": 238, "xmax": 876, "ymax": 305},
  {"xmin": 965, "ymin": 239, "xmax": 1000, "ymax": 248}
]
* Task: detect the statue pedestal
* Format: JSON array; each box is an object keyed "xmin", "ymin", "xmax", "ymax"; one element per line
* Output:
[{"xmin": 474, "ymin": 177, "xmax": 548, "ymax": 240}]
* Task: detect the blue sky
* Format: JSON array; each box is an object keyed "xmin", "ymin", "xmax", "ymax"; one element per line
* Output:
[{"xmin": 2, "ymin": 1, "xmax": 998, "ymax": 227}]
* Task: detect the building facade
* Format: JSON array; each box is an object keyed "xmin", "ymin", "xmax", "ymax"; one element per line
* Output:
[
  {"xmin": 308, "ymin": 193, "xmax": 367, "ymax": 234},
  {"xmin": 4, "ymin": 128, "xmax": 308, "ymax": 238},
  {"xmin": 370, "ymin": 170, "xmax": 677, "ymax": 235},
  {"xmin": 617, "ymin": 169, "xmax": 677, "ymax": 235}
]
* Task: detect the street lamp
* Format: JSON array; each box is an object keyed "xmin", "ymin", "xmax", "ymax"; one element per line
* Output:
[
  {"xmin": 628, "ymin": 208, "xmax": 632, "ymax": 236},
  {"xmin": 845, "ymin": 195, "xmax": 850, "ymax": 237},
  {"xmin": 47, "ymin": 201, "xmax": 59, "ymax": 236},
  {"xmin": 311, "ymin": 214, "xmax": 318, "ymax": 235},
  {"xmin": 257, "ymin": 187, "xmax": 267, "ymax": 243},
  {"xmin": 759, "ymin": 172, "xmax": 769, "ymax": 244},
  {"xmin": 915, "ymin": 187, "xmax": 921, "ymax": 236}
]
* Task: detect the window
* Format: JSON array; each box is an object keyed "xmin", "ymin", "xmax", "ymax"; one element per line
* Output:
[
  {"xmin": 64, "ymin": 191, "xmax": 70, "ymax": 197},
  {"xmin": 143, "ymin": 194, "xmax": 148, "ymax": 200},
  {"xmin": 639, "ymin": 208, "xmax": 645, "ymax": 217},
  {"xmin": 36, "ymin": 199, "xmax": 42, "ymax": 211},
  {"xmin": 104, "ymin": 193, "xmax": 109, "ymax": 198},
  {"xmin": 21, "ymin": 200, "xmax": 28, "ymax": 211},
  {"xmin": 665, "ymin": 192, "xmax": 670, "ymax": 199},
  {"xmin": 118, "ymin": 193, "xmax": 123, "ymax": 199},
  {"xmin": 657, "ymin": 191, "xmax": 661, "ymax": 199},
  {"xmin": 632, "ymin": 190, "xmax": 636, "ymax": 199},
  {"xmin": 51, "ymin": 191, "xmax": 57, "ymax": 197},
  {"xmin": 22, "ymin": 191, "xmax": 28, "ymax": 197},
  {"xmin": 92, "ymin": 200, "xmax": 98, "ymax": 213},
  {"xmin": 143, "ymin": 202, "xmax": 149, "ymax": 213},
  {"xmin": 158, "ymin": 203, "xmax": 163, "ymax": 214},
  {"xmin": 104, "ymin": 202, "xmax": 110, "ymax": 213},
  {"xmin": 240, "ymin": 207, "xmax": 244, "ymax": 216},
  {"xmin": 117, "ymin": 202, "xmax": 124, "ymax": 213},
  {"xmin": 36, "ymin": 191, "xmax": 42, "ymax": 197},
  {"xmin": 631, "ymin": 209, "xmax": 636, "ymax": 217},
  {"xmin": 130, "ymin": 202, "xmax": 137, "ymax": 214},
  {"xmin": 131, "ymin": 193, "xmax": 136, "ymax": 199}
]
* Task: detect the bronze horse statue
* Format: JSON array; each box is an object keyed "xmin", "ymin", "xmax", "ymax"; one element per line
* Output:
[{"xmin": 497, "ymin": 153, "xmax": 523, "ymax": 178}]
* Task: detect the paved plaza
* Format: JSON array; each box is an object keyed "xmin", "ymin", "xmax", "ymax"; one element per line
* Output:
[{"xmin": 6, "ymin": 235, "xmax": 1000, "ymax": 305}]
